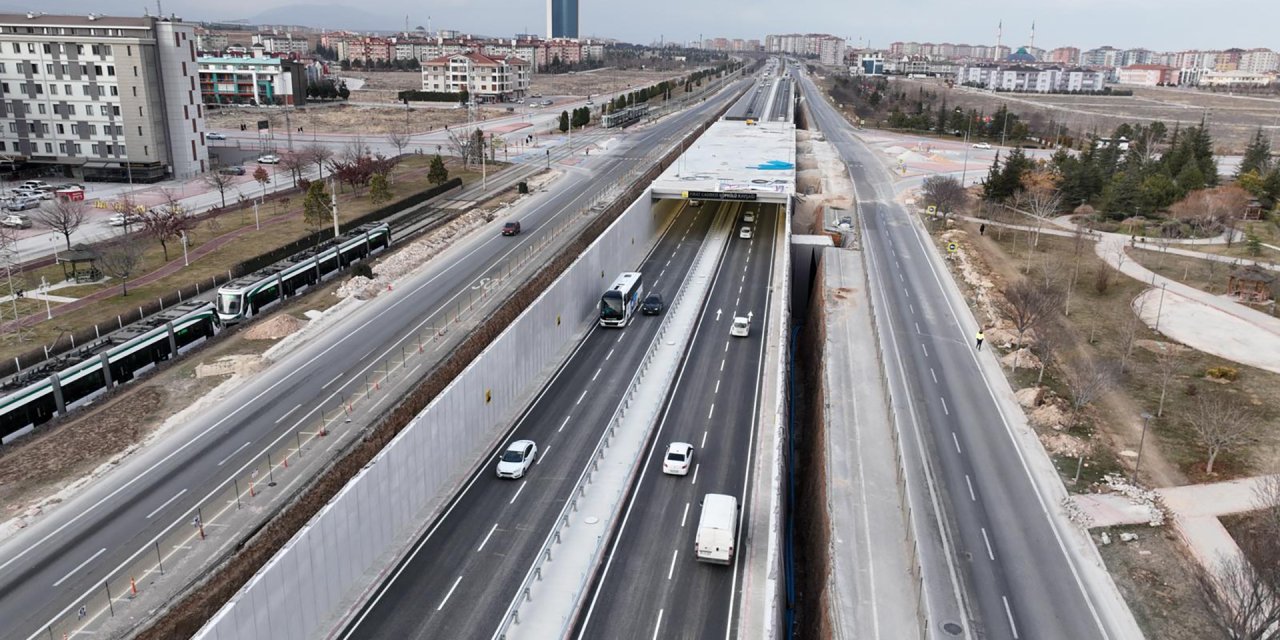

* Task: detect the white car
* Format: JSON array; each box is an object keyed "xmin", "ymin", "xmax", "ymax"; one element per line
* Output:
[
  {"xmin": 730, "ymin": 315, "xmax": 751, "ymax": 337},
  {"xmin": 739, "ymin": 226, "xmax": 753, "ymax": 239},
  {"xmin": 206, "ymin": 132, "xmax": 227, "ymax": 140},
  {"xmin": 496, "ymin": 439, "xmax": 538, "ymax": 479},
  {"xmin": 256, "ymin": 154, "xmax": 280, "ymax": 164},
  {"xmin": 1, "ymin": 213, "xmax": 31, "ymax": 228},
  {"xmin": 972, "ymin": 142, "xmax": 992, "ymax": 149},
  {"xmin": 662, "ymin": 442, "xmax": 694, "ymax": 476},
  {"xmin": 742, "ymin": 211, "xmax": 756, "ymax": 224},
  {"xmin": 107, "ymin": 212, "xmax": 142, "ymax": 226}
]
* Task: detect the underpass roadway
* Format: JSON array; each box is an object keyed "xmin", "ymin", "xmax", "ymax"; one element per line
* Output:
[
  {"xmin": 337, "ymin": 201, "xmax": 724, "ymax": 640},
  {"xmin": 0, "ymin": 80, "xmax": 749, "ymax": 640},
  {"xmin": 575, "ymin": 205, "xmax": 782, "ymax": 640},
  {"xmin": 795, "ymin": 68, "xmax": 1141, "ymax": 640}
]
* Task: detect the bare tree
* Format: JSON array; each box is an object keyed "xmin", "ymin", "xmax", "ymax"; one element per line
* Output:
[
  {"xmin": 203, "ymin": 166, "xmax": 237, "ymax": 209},
  {"xmin": 301, "ymin": 143, "xmax": 333, "ymax": 179},
  {"xmin": 341, "ymin": 136, "xmax": 370, "ymax": 164},
  {"xmin": 1064, "ymin": 225, "xmax": 1091, "ymax": 316},
  {"xmin": 1187, "ymin": 394, "xmax": 1258, "ymax": 475},
  {"xmin": 1153, "ymin": 342, "xmax": 1181, "ymax": 418},
  {"xmin": 279, "ymin": 151, "xmax": 306, "ymax": 188},
  {"xmin": 386, "ymin": 128, "xmax": 411, "ymax": 159},
  {"xmin": 34, "ymin": 197, "xmax": 87, "ymax": 250},
  {"xmin": 1020, "ymin": 171, "xmax": 1063, "ymax": 248},
  {"xmin": 1115, "ymin": 294, "xmax": 1148, "ymax": 374},
  {"xmin": 140, "ymin": 190, "xmax": 194, "ymax": 262},
  {"xmin": 1063, "ymin": 357, "xmax": 1114, "ymax": 429},
  {"xmin": 1195, "ymin": 547, "xmax": 1280, "ymax": 640},
  {"xmin": 1030, "ymin": 319, "xmax": 1064, "ymax": 386},
  {"xmin": 98, "ymin": 236, "xmax": 144, "ymax": 296},
  {"xmin": 920, "ymin": 175, "xmax": 967, "ymax": 218},
  {"xmin": 999, "ymin": 279, "xmax": 1063, "ymax": 367}
]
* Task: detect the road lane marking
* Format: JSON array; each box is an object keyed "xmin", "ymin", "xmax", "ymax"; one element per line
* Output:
[
  {"xmin": 982, "ymin": 527, "xmax": 996, "ymax": 560},
  {"xmin": 701, "ymin": 431, "xmax": 707, "ymax": 448},
  {"xmin": 145, "ymin": 489, "xmax": 188, "ymax": 520},
  {"xmin": 921, "ymin": 344, "xmax": 928, "ymax": 357},
  {"xmin": 681, "ymin": 502, "xmax": 690, "ymax": 527},
  {"xmin": 952, "ymin": 432, "xmax": 962, "ymax": 453},
  {"xmin": 652, "ymin": 609, "xmax": 664, "ymax": 640},
  {"xmin": 321, "ymin": 373, "xmax": 343, "ymax": 389},
  {"xmin": 438, "ymin": 576, "xmax": 463, "ymax": 611},
  {"xmin": 1003, "ymin": 595, "xmax": 1020, "ymax": 638},
  {"xmin": 940, "ymin": 397, "xmax": 949, "ymax": 415},
  {"xmin": 724, "ymin": 340, "xmax": 730, "ymax": 352},
  {"xmin": 216, "ymin": 441, "xmax": 252, "ymax": 467},
  {"xmin": 691, "ymin": 463, "xmax": 700, "ymax": 485},
  {"xmin": 930, "ymin": 368, "xmax": 937, "ymax": 383},
  {"xmin": 617, "ymin": 333, "xmax": 625, "ymax": 343},
  {"xmin": 606, "ymin": 348, "xmax": 614, "ymax": 360},
  {"xmin": 537, "ymin": 446, "xmax": 549, "ymax": 464},
  {"xmin": 915, "ymin": 322, "xmax": 921, "ymax": 334},
  {"xmin": 559, "ymin": 415, "xmax": 571, "ymax": 432},
  {"xmin": 53, "ymin": 548, "xmax": 105, "ymax": 587},
  {"xmin": 667, "ymin": 549, "xmax": 679, "ymax": 580},
  {"xmin": 477, "ymin": 523, "xmax": 499, "ymax": 552},
  {"xmin": 274, "ymin": 403, "xmax": 302, "ymax": 424},
  {"xmin": 720, "ymin": 359, "xmax": 725, "ymax": 371},
  {"xmin": 576, "ymin": 389, "xmax": 588, "ymax": 405},
  {"xmin": 707, "ymin": 404, "xmax": 715, "ymax": 420},
  {"xmin": 714, "ymin": 380, "xmax": 720, "ymax": 394},
  {"xmin": 593, "ymin": 368, "xmax": 601, "ymax": 381},
  {"xmin": 966, "ymin": 475, "xmax": 976, "ymax": 501},
  {"xmin": 909, "ymin": 304, "xmax": 915, "ymax": 315},
  {"xmin": 509, "ymin": 482, "xmax": 527, "ymax": 504}
]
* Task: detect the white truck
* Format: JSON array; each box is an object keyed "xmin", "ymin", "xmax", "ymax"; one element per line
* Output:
[{"xmin": 695, "ymin": 493, "xmax": 739, "ymax": 565}]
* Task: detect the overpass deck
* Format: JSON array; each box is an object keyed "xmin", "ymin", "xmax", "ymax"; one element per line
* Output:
[{"xmin": 650, "ymin": 118, "xmax": 795, "ymax": 205}]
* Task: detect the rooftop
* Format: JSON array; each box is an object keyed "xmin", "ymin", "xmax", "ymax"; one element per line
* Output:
[
  {"xmin": 0, "ymin": 13, "xmax": 160, "ymax": 28},
  {"xmin": 650, "ymin": 119, "xmax": 795, "ymax": 204}
]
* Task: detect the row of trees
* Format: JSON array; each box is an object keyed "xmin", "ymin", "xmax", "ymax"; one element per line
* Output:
[
  {"xmin": 338, "ymin": 58, "xmax": 421, "ymax": 71},
  {"xmin": 558, "ymin": 107, "xmax": 592, "ymax": 132},
  {"xmin": 306, "ymin": 79, "xmax": 350, "ymax": 101}
]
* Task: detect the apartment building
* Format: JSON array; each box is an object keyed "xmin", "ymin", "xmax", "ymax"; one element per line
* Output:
[
  {"xmin": 1240, "ymin": 48, "xmax": 1280, "ymax": 74},
  {"xmin": 252, "ymin": 33, "xmax": 311, "ymax": 56},
  {"xmin": 1047, "ymin": 47, "xmax": 1080, "ymax": 65},
  {"xmin": 1199, "ymin": 70, "xmax": 1273, "ymax": 88},
  {"xmin": 0, "ymin": 13, "xmax": 207, "ymax": 182},
  {"xmin": 334, "ymin": 36, "xmax": 392, "ymax": 63},
  {"xmin": 1116, "ymin": 64, "xmax": 1178, "ymax": 86},
  {"xmin": 198, "ymin": 46, "xmax": 307, "ymax": 106},
  {"xmin": 957, "ymin": 64, "xmax": 1106, "ymax": 92},
  {"xmin": 420, "ymin": 51, "xmax": 530, "ymax": 101}
]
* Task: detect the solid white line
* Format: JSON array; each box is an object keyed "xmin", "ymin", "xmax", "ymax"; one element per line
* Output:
[
  {"xmin": 438, "ymin": 576, "xmax": 463, "ymax": 611},
  {"xmin": 477, "ymin": 523, "xmax": 499, "ymax": 552},
  {"xmin": 952, "ymin": 431, "xmax": 962, "ymax": 453},
  {"xmin": 966, "ymin": 475, "xmax": 976, "ymax": 501},
  {"xmin": 321, "ymin": 373, "xmax": 343, "ymax": 389},
  {"xmin": 1003, "ymin": 595, "xmax": 1020, "ymax": 638},
  {"xmin": 691, "ymin": 463, "xmax": 700, "ymax": 485},
  {"xmin": 558, "ymin": 415, "xmax": 571, "ymax": 433},
  {"xmin": 606, "ymin": 348, "xmax": 614, "ymax": 360},
  {"xmin": 509, "ymin": 482, "xmax": 527, "ymax": 504},
  {"xmin": 681, "ymin": 502, "xmax": 690, "ymax": 528},
  {"xmin": 707, "ymin": 404, "xmax": 715, "ymax": 420},
  {"xmin": 576, "ymin": 389, "xmax": 588, "ymax": 405},
  {"xmin": 701, "ymin": 430, "xmax": 707, "ymax": 448},
  {"xmin": 53, "ymin": 548, "xmax": 105, "ymax": 587},
  {"xmin": 216, "ymin": 441, "xmax": 252, "ymax": 467},
  {"xmin": 652, "ymin": 609, "xmax": 664, "ymax": 640},
  {"xmin": 930, "ymin": 368, "xmax": 938, "ymax": 383},
  {"xmin": 592, "ymin": 368, "xmax": 601, "ymax": 381},
  {"xmin": 667, "ymin": 549, "xmax": 679, "ymax": 579},
  {"xmin": 274, "ymin": 403, "xmax": 302, "ymax": 424},
  {"xmin": 145, "ymin": 489, "xmax": 188, "ymax": 520},
  {"xmin": 537, "ymin": 446, "xmax": 549, "ymax": 464},
  {"xmin": 941, "ymin": 397, "xmax": 949, "ymax": 415},
  {"xmin": 982, "ymin": 527, "xmax": 996, "ymax": 560}
]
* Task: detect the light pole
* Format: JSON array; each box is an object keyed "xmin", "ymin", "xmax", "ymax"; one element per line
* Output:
[
  {"xmin": 1154, "ymin": 282, "xmax": 1167, "ymax": 332},
  {"xmin": 1132, "ymin": 412, "xmax": 1154, "ymax": 484},
  {"xmin": 958, "ymin": 107, "xmax": 973, "ymax": 187},
  {"xmin": 329, "ymin": 179, "xmax": 340, "ymax": 238},
  {"xmin": 180, "ymin": 231, "xmax": 189, "ymax": 266}
]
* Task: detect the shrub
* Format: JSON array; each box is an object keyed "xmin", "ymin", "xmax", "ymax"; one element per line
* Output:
[
  {"xmin": 1205, "ymin": 366, "xmax": 1239, "ymax": 381},
  {"xmin": 351, "ymin": 263, "xmax": 374, "ymax": 279}
]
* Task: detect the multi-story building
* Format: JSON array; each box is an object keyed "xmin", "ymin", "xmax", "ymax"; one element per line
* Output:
[
  {"xmin": 766, "ymin": 33, "xmax": 845, "ymax": 65},
  {"xmin": 335, "ymin": 36, "xmax": 392, "ymax": 63},
  {"xmin": 547, "ymin": 0, "xmax": 579, "ymax": 39},
  {"xmin": 252, "ymin": 33, "xmax": 310, "ymax": 56},
  {"xmin": 420, "ymin": 51, "xmax": 530, "ymax": 101},
  {"xmin": 1240, "ymin": 48, "xmax": 1280, "ymax": 74},
  {"xmin": 1119, "ymin": 48, "xmax": 1154, "ymax": 67},
  {"xmin": 197, "ymin": 30, "xmax": 228, "ymax": 54},
  {"xmin": 198, "ymin": 46, "xmax": 307, "ymax": 106},
  {"xmin": 1199, "ymin": 70, "xmax": 1273, "ymax": 87},
  {"xmin": 1116, "ymin": 64, "xmax": 1178, "ymax": 86},
  {"xmin": 1080, "ymin": 46, "xmax": 1122, "ymax": 68},
  {"xmin": 0, "ymin": 12, "xmax": 207, "ymax": 181},
  {"xmin": 957, "ymin": 64, "xmax": 1106, "ymax": 92},
  {"xmin": 1047, "ymin": 47, "xmax": 1080, "ymax": 65}
]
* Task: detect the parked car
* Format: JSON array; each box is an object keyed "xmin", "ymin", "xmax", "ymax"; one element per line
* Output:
[
  {"xmin": 217, "ymin": 166, "xmax": 246, "ymax": 175},
  {"xmin": 662, "ymin": 442, "xmax": 694, "ymax": 476},
  {"xmin": 542, "ymin": 99, "xmax": 553, "ymax": 106},
  {"xmin": 739, "ymin": 226, "xmax": 753, "ymax": 239},
  {"xmin": 641, "ymin": 292, "xmax": 664, "ymax": 315},
  {"xmin": 21, "ymin": 180, "xmax": 52, "ymax": 191},
  {"xmin": 495, "ymin": 440, "xmax": 538, "ymax": 479},
  {"xmin": 502, "ymin": 221, "xmax": 521, "ymax": 236},
  {"xmin": 730, "ymin": 315, "xmax": 751, "ymax": 337},
  {"xmin": 206, "ymin": 132, "xmax": 227, "ymax": 140},
  {"xmin": 5, "ymin": 197, "xmax": 40, "ymax": 212},
  {"xmin": 1, "ymin": 214, "xmax": 32, "ymax": 228},
  {"xmin": 972, "ymin": 142, "xmax": 992, "ymax": 149},
  {"xmin": 35, "ymin": 190, "xmax": 54, "ymax": 200},
  {"xmin": 256, "ymin": 154, "xmax": 280, "ymax": 164},
  {"xmin": 585, "ymin": 99, "xmax": 594, "ymax": 106}
]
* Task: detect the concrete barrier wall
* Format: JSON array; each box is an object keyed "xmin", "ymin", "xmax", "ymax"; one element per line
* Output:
[{"xmin": 197, "ymin": 193, "xmax": 676, "ymax": 640}]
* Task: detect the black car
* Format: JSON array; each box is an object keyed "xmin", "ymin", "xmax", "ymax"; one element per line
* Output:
[
  {"xmin": 218, "ymin": 166, "xmax": 246, "ymax": 175},
  {"xmin": 641, "ymin": 292, "xmax": 664, "ymax": 315},
  {"xmin": 502, "ymin": 221, "xmax": 521, "ymax": 236}
]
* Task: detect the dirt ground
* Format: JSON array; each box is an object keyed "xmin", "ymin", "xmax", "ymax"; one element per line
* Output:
[
  {"xmin": 204, "ymin": 102, "xmax": 504, "ymax": 135},
  {"xmin": 343, "ymin": 67, "xmax": 694, "ymax": 100},
  {"xmin": 1095, "ymin": 524, "xmax": 1219, "ymax": 639}
]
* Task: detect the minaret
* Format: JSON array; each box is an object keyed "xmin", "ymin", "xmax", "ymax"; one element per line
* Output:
[
  {"xmin": 996, "ymin": 20, "xmax": 1003, "ymax": 59},
  {"xmin": 1030, "ymin": 21, "xmax": 1036, "ymax": 48}
]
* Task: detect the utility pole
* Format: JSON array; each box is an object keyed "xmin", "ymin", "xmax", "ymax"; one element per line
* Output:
[{"xmin": 329, "ymin": 179, "xmax": 339, "ymax": 238}]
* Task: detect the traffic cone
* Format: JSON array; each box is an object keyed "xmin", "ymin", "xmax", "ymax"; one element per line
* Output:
[
  {"xmin": 130, "ymin": 576, "xmax": 138, "ymax": 597},
  {"xmin": 283, "ymin": 454, "xmax": 289, "ymax": 469},
  {"xmin": 249, "ymin": 481, "xmax": 256, "ymax": 497}
]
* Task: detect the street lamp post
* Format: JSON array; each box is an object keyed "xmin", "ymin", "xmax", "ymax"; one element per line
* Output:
[
  {"xmin": 1154, "ymin": 282, "xmax": 1167, "ymax": 332},
  {"xmin": 1132, "ymin": 412, "xmax": 1154, "ymax": 484},
  {"xmin": 180, "ymin": 231, "xmax": 189, "ymax": 267}
]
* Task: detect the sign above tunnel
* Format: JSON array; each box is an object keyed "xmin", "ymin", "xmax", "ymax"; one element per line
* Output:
[{"xmin": 683, "ymin": 190, "xmax": 758, "ymax": 202}]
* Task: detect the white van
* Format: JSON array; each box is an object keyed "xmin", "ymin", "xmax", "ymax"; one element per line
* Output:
[{"xmin": 695, "ymin": 493, "xmax": 738, "ymax": 565}]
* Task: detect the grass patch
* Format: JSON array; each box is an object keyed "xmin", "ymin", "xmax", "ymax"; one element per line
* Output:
[{"xmin": 1095, "ymin": 525, "xmax": 1218, "ymax": 640}]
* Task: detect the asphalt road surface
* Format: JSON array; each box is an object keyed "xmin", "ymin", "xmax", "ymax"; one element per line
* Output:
[
  {"xmin": 0, "ymin": 83, "xmax": 746, "ymax": 640},
  {"xmin": 574, "ymin": 206, "xmax": 780, "ymax": 640},
  {"xmin": 797, "ymin": 70, "xmax": 1110, "ymax": 640}
]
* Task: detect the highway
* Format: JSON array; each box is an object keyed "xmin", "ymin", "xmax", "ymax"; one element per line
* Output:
[
  {"xmin": 797, "ymin": 70, "xmax": 1110, "ymax": 639},
  {"xmin": 574, "ymin": 206, "xmax": 780, "ymax": 640},
  {"xmin": 0, "ymin": 83, "xmax": 746, "ymax": 640},
  {"xmin": 340, "ymin": 203, "xmax": 726, "ymax": 639}
]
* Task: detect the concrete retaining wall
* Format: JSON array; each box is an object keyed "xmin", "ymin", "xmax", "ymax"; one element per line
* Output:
[{"xmin": 196, "ymin": 192, "xmax": 676, "ymax": 640}]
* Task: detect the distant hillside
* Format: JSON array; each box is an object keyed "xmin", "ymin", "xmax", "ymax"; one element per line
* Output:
[{"xmin": 249, "ymin": 4, "xmax": 396, "ymax": 31}]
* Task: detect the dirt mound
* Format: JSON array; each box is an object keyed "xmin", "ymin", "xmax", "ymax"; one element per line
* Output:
[
  {"xmin": 243, "ymin": 314, "xmax": 306, "ymax": 340},
  {"xmin": 195, "ymin": 355, "xmax": 268, "ymax": 379},
  {"xmin": 1042, "ymin": 431, "xmax": 1091, "ymax": 457},
  {"xmin": 1030, "ymin": 402, "xmax": 1069, "ymax": 430}
]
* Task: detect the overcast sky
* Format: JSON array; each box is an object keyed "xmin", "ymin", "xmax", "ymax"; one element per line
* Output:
[{"xmin": 15, "ymin": 0, "xmax": 1280, "ymax": 52}]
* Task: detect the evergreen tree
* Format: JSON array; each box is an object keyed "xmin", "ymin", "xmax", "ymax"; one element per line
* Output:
[
  {"xmin": 1237, "ymin": 127, "xmax": 1273, "ymax": 177},
  {"xmin": 1189, "ymin": 123, "xmax": 1219, "ymax": 186},
  {"xmin": 1100, "ymin": 171, "xmax": 1143, "ymax": 219},
  {"xmin": 427, "ymin": 154, "xmax": 449, "ymax": 185},
  {"xmin": 981, "ymin": 151, "xmax": 1003, "ymax": 200},
  {"xmin": 1175, "ymin": 162, "xmax": 1207, "ymax": 193},
  {"xmin": 303, "ymin": 181, "xmax": 331, "ymax": 236},
  {"xmin": 558, "ymin": 110, "xmax": 570, "ymax": 132},
  {"xmin": 935, "ymin": 98, "xmax": 947, "ymax": 133},
  {"xmin": 369, "ymin": 174, "xmax": 391, "ymax": 205},
  {"xmin": 1138, "ymin": 172, "xmax": 1179, "ymax": 213}
]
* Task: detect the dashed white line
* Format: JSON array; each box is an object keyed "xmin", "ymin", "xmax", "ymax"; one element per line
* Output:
[
  {"xmin": 720, "ymin": 359, "xmax": 726, "ymax": 371},
  {"xmin": 701, "ymin": 430, "xmax": 708, "ymax": 448},
  {"xmin": 930, "ymin": 368, "xmax": 938, "ymax": 383},
  {"xmin": 735, "ymin": 296, "xmax": 740, "ymax": 306},
  {"xmin": 714, "ymin": 380, "xmax": 720, "ymax": 394},
  {"xmin": 606, "ymin": 348, "xmax": 614, "ymax": 360},
  {"xmin": 681, "ymin": 502, "xmax": 690, "ymax": 527},
  {"xmin": 477, "ymin": 523, "xmax": 499, "ymax": 552},
  {"xmin": 509, "ymin": 483, "xmax": 526, "ymax": 504},
  {"xmin": 53, "ymin": 548, "xmax": 106, "ymax": 587},
  {"xmin": 707, "ymin": 404, "xmax": 715, "ymax": 420},
  {"xmin": 940, "ymin": 397, "xmax": 949, "ymax": 415},
  {"xmin": 921, "ymin": 344, "xmax": 929, "ymax": 357},
  {"xmin": 438, "ymin": 576, "xmax": 463, "ymax": 611},
  {"xmin": 592, "ymin": 368, "xmax": 601, "ymax": 381},
  {"xmin": 652, "ymin": 609, "xmax": 665, "ymax": 640},
  {"xmin": 537, "ymin": 446, "xmax": 549, "ymax": 464},
  {"xmin": 951, "ymin": 432, "xmax": 962, "ymax": 453},
  {"xmin": 909, "ymin": 303, "xmax": 915, "ymax": 315},
  {"xmin": 216, "ymin": 441, "xmax": 252, "ymax": 467},
  {"xmin": 1003, "ymin": 596, "xmax": 1020, "ymax": 638},
  {"xmin": 898, "ymin": 272, "xmax": 904, "ymax": 281},
  {"xmin": 275, "ymin": 403, "xmax": 302, "ymax": 424},
  {"xmin": 576, "ymin": 389, "xmax": 588, "ymax": 405},
  {"xmin": 915, "ymin": 322, "xmax": 921, "ymax": 334},
  {"xmin": 981, "ymin": 527, "xmax": 996, "ymax": 560},
  {"xmin": 667, "ymin": 549, "xmax": 679, "ymax": 579},
  {"xmin": 965, "ymin": 475, "xmax": 976, "ymax": 501},
  {"xmin": 724, "ymin": 340, "xmax": 730, "ymax": 352},
  {"xmin": 145, "ymin": 489, "xmax": 188, "ymax": 520},
  {"xmin": 691, "ymin": 464, "xmax": 700, "ymax": 485},
  {"xmin": 559, "ymin": 415, "xmax": 571, "ymax": 433},
  {"xmin": 321, "ymin": 373, "xmax": 343, "ymax": 389}
]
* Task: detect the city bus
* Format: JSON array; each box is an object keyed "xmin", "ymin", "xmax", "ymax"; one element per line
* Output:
[{"xmin": 599, "ymin": 272, "xmax": 644, "ymax": 327}]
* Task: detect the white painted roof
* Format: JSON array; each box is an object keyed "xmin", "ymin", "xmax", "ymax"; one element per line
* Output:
[{"xmin": 651, "ymin": 119, "xmax": 795, "ymax": 204}]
